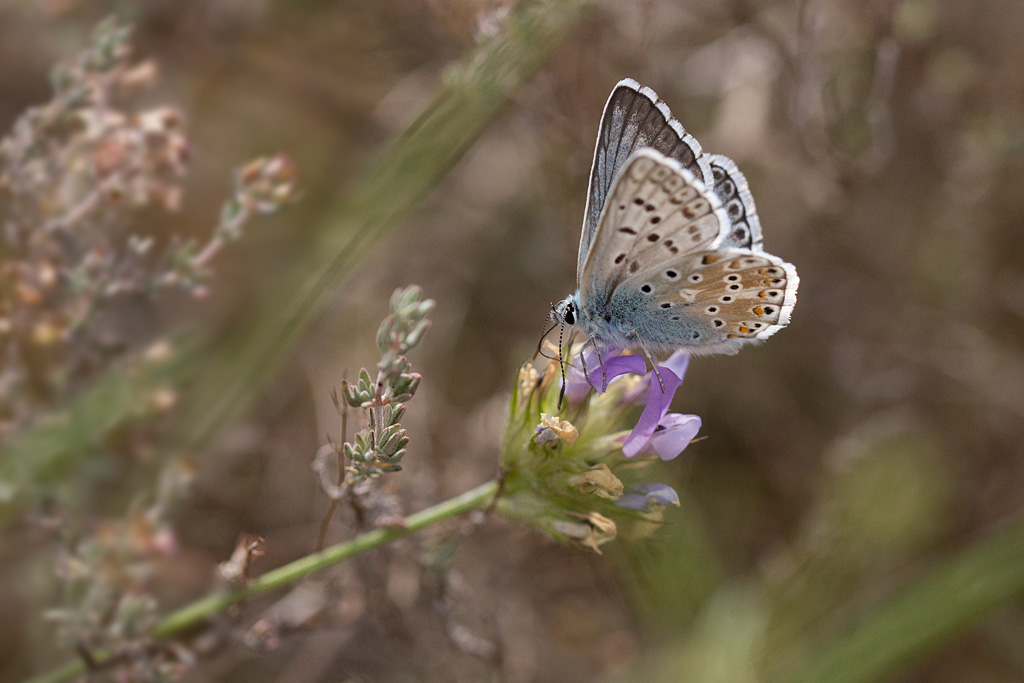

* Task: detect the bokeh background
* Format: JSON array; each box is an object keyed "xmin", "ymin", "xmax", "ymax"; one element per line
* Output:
[{"xmin": 2, "ymin": 0, "xmax": 1024, "ymax": 681}]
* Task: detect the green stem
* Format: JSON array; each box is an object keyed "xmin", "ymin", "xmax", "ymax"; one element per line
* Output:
[{"xmin": 26, "ymin": 479, "xmax": 499, "ymax": 683}]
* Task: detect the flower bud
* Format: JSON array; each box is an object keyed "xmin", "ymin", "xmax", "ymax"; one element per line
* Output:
[
  {"xmin": 568, "ymin": 465, "xmax": 623, "ymax": 500},
  {"xmin": 551, "ymin": 513, "xmax": 617, "ymax": 554}
]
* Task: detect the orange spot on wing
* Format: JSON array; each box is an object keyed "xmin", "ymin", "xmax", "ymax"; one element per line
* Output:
[{"xmin": 753, "ymin": 306, "xmax": 765, "ymax": 316}]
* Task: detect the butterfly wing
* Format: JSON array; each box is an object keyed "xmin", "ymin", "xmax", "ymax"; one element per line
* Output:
[
  {"xmin": 578, "ymin": 149, "xmax": 728, "ymax": 311},
  {"xmin": 708, "ymin": 154, "xmax": 764, "ymax": 250},
  {"xmin": 578, "ymin": 79, "xmax": 713, "ymax": 283},
  {"xmin": 621, "ymin": 248, "xmax": 799, "ymax": 355},
  {"xmin": 579, "ymin": 149, "xmax": 798, "ymax": 355}
]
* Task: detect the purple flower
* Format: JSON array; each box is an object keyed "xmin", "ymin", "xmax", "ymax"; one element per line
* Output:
[
  {"xmin": 615, "ymin": 482, "xmax": 681, "ymax": 511},
  {"xmin": 627, "ymin": 412, "xmax": 702, "ymax": 460},
  {"xmin": 621, "ymin": 350, "xmax": 690, "ymax": 404},
  {"xmin": 562, "ymin": 348, "xmax": 700, "ymax": 461},
  {"xmin": 563, "ymin": 347, "xmax": 645, "ymax": 403},
  {"xmin": 622, "ymin": 352, "xmax": 699, "ymax": 460}
]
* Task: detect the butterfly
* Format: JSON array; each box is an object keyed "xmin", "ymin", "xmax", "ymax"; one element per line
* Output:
[{"xmin": 551, "ymin": 78, "xmax": 799, "ymax": 378}]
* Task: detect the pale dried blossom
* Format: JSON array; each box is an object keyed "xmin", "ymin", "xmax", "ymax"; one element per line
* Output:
[
  {"xmin": 0, "ymin": 18, "xmax": 297, "ymax": 429},
  {"xmin": 534, "ymin": 413, "xmax": 579, "ymax": 447},
  {"xmin": 568, "ymin": 464, "xmax": 624, "ymax": 500},
  {"xmin": 551, "ymin": 512, "xmax": 617, "ymax": 554}
]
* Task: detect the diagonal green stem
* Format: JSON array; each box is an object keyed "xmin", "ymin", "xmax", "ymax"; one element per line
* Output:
[{"xmin": 26, "ymin": 479, "xmax": 499, "ymax": 683}]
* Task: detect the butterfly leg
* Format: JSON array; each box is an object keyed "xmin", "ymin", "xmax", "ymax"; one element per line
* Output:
[
  {"xmin": 631, "ymin": 334, "xmax": 664, "ymax": 392},
  {"xmin": 647, "ymin": 353, "xmax": 665, "ymax": 392},
  {"xmin": 591, "ymin": 338, "xmax": 609, "ymax": 391},
  {"xmin": 575, "ymin": 337, "xmax": 607, "ymax": 392}
]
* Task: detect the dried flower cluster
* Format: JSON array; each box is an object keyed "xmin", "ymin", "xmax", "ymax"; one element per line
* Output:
[
  {"xmin": 1, "ymin": 19, "xmax": 298, "ymax": 682},
  {"xmin": 0, "ymin": 19, "xmax": 297, "ymax": 432},
  {"xmin": 45, "ymin": 461, "xmax": 196, "ymax": 680},
  {"xmin": 497, "ymin": 344, "xmax": 697, "ymax": 553}
]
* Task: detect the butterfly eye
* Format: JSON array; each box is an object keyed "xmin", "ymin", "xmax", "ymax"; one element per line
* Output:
[{"xmin": 563, "ymin": 306, "xmax": 575, "ymax": 325}]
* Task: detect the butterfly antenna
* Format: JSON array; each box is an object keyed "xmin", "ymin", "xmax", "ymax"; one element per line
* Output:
[
  {"xmin": 557, "ymin": 321, "xmax": 567, "ymax": 410},
  {"xmin": 534, "ymin": 308, "xmax": 559, "ymax": 360}
]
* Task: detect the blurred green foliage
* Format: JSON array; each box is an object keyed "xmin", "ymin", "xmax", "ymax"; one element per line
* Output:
[{"xmin": 2, "ymin": 0, "xmax": 1024, "ymax": 681}]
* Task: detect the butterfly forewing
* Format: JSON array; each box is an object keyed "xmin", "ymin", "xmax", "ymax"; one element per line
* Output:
[
  {"xmin": 578, "ymin": 79, "xmax": 713, "ymax": 282},
  {"xmin": 578, "ymin": 149, "xmax": 729, "ymax": 309}
]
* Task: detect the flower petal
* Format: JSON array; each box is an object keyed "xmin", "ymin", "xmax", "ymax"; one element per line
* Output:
[
  {"xmin": 615, "ymin": 483, "xmax": 681, "ymax": 511},
  {"xmin": 586, "ymin": 352, "xmax": 647, "ymax": 394},
  {"xmin": 661, "ymin": 351, "xmax": 690, "ymax": 382},
  {"xmin": 564, "ymin": 348, "xmax": 646, "ymax": 402},
  {"xmin": 621, "ymin": 365, "xmax": 684, "ymax": 458},
  {"xmin": 648, "ymin": 413, "xmax": 701, "ymax": 461}
]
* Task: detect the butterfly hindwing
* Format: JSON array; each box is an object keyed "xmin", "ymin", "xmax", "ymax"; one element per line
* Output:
[
  {"xmin": 610, "ymin": 248, "xmax": 798, "ymax": 354},
  {"xmin": 578, "ymin": 79, "xmax": 714, "ymax": 282},
  {"xmin": 709, "ymin": 154, "xmax": 764, "ymax": 250},
  {"xmin": 579, "ymin": 149, "xmax": 729, "ymax": 309}
]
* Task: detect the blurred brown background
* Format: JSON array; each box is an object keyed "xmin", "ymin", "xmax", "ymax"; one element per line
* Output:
[{"xmin": 2, "ymin": 0, "xmax": 1024, "ymax": 681}]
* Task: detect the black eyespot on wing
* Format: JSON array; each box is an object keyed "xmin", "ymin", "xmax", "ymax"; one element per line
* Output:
[
  {"xmin": 619, "ymin": 227, "xmax": 637, "ymax": 235},
  {"xmin": 641, "ymin": 284, "xmax": 652, "ymax": 293},
  {"xmin": 660, "ymin": 303, "xmax": 671, "ymax": 309},
  {"xmin": 614, "ymin": 254, "xmax": 625, "ymax": 264}
]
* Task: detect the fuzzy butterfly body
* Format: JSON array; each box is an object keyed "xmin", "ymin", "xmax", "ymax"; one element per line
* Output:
[{"xmin": 554, "ymin": 79, "xmax": 798, "ymax": 358}]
